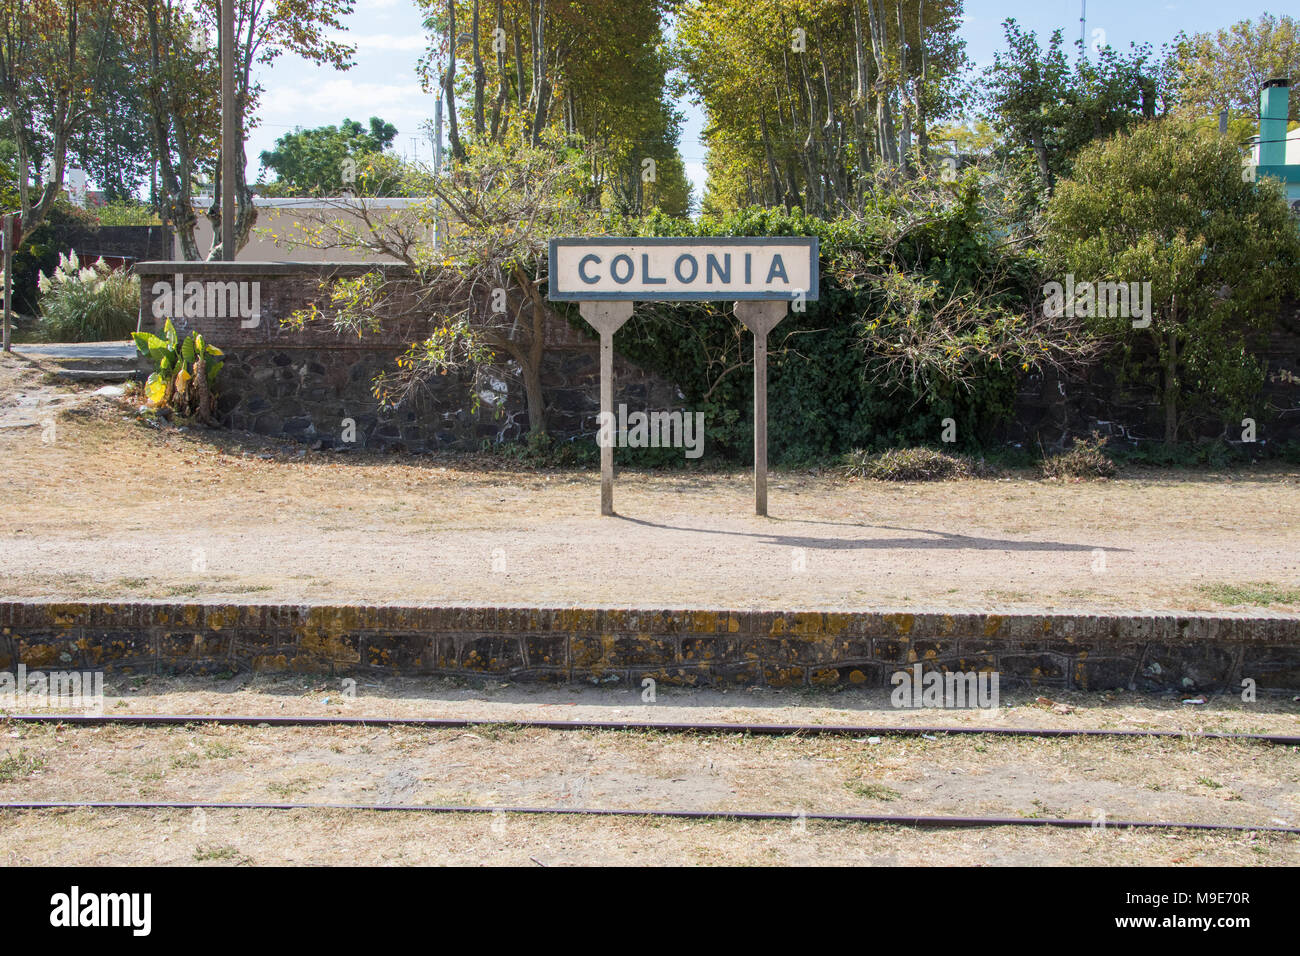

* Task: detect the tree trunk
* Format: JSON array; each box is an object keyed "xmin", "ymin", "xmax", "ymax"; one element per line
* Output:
[
  {"xmin": 520, "ymin": 350, "xmax": 546, "ymax": 436},
  {"xmin": 759, "ymin": 109, "xmax": 785, "ymax": 209},
  {"xmin": 796, "ymin": 44, "xmax": 823, "ymax": 214},
  {"xmin": 206, "ymin": 34, "xmax": 259, "ymax": 260},
  {"xmin": 444, "ymin": 0, "xmax": 465, "ymax": 161},
  {"xmin": 1030, "ymin": 131, "xmax": 1053, "ymax": 191},
  {"xmin": 863, "ymin": 0, "xmax": 898, "ymax": 169},
  {"xmin": 895, "ymin": 1, "xmax": 912, "ymax": 172},
  {"xmin": 489, "ymin": 0, "xmax": 508, "ymax": 141},
  {"xmin": 1163, "ymin": 303, "xmax": 1179, "ymax": 447},
  {"xmin": 138, "ymin": 0, "xmax": 197, "ymax": 258},
  {"xmin": 513, "ymin": 12, "xmax": 526, "ymax": 110},
  {"xmin": 471, "ymin": 0, "xmax": 486, "ymax": 137},
  {"xmin": 851, "ymin": 0, "xmax": 874, "ymax": 185},
  {"xmin": 511, "ymin": 264, "xmax": 549, "ymax": 436},
  {"xmin": 915, "ymin": 0, "xmax": 929, "ymax": 166},
  {"xmin": 529, "ymin": 0, "xmax": 550, "ymax": 145}
]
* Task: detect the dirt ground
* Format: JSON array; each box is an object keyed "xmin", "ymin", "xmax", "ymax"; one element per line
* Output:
[
  {"xmin": 1, "ymin": 678, "xmax": 1297, "ymax": 866},
  {"xmin": 1, "ymin": 352, "xmax": 1298, "ymax": 612},
  {"xmin": 3, "ymin": 352, "xmax": 1299, "ymax": 866},
  {"xmin": 24, "ymin": 672, "xmax": 1300, "ymax": 736},
  {"xmin": 5, "ymin": 808, "xmax": 1291, "ymax": 867}
]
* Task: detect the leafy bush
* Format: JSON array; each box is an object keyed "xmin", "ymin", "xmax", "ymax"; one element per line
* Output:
[
  {"xmin": 93, "ymin": 200, "xmax": 161, "ymax": 226},
  {"xmin": 1039, "ymin": 434, "xmax": 1117, "ymax": 479},
  {"xmin": 613, "ymin": 194, "xmax": 1068, "ymax": 466},
  {"xmin": 494, "ymin": 431, "xmax": 598, "ymax": 468},
  {"xmin": 36, "ymin": 250, "xmax": 139, "ymax": 342},
  {"xmin": 133, "ymin": 318, "xmax": 223, "ymax": 423},
  {"xmin": 1111, "ymin": 441, "xmax": 1237, "ymax": 469},
  {"xmin": 0, "ymin": 200, "xmax": 99, "ymax": 316},
  {"xmin": 841, "ymin": 447, "xmax": 988, "ymax": 481}
]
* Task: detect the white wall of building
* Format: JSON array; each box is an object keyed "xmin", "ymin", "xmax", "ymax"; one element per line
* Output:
[{"xmin": 178, "ymin": 197, "xmax": 435, "ymax": 262}]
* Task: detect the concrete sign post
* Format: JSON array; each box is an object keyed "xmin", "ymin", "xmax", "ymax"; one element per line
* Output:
[{"xmin": 550, "ymin": 237, "xmax": 818, "ymax": 516}]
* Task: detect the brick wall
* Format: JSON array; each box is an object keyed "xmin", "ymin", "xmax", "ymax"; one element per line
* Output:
[{"xmin": 3, "ymin": 602, "xmax": 1298, "ymax": 692}]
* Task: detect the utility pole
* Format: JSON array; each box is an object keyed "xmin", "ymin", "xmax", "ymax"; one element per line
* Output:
[
  {"xmin": 221, "ymin": 0, "xmax": 236, "ymax": 261},
  {"xmin": 433, "ymin": 91, "xmax": 444, "ymax": 250},
  {"xmin": 433, "ymin": 94, "xmax": 444, "ymax": 176},
  {"xmin": 1080, "ymin": 1, "xmax": 1087, "ymax": 59},
  {"xmin": 2, "ymin": 214, "xmax": 12, "ymax": 352}
]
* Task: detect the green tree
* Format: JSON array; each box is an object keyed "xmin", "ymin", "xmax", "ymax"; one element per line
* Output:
[
  {"xmin": 418, "ymin": 0, "xmax": 690, "ymax": 216},
  {"xmin": 69, "ymin": 25, "xmax": 153, "ymax": 201},
  {"xmin": 676, "ymin": 0, "xmax": 968, "ymax": 216},
  {"xmin": 1046, "ymin": 117, "xmax": 1300, "ymax": 446},
  {"xmin": 207, "ymin": 0, "xmax": 357, "ymax": 258},
  {"xmin": 120, "ymin": 0, "xmax": 220, "ymax": 261},
  {"xmin": 981, "ymin": 19, "xmax": 1175, "ymax": 195},
  {"xmin": 0, "ymin": 0, "xmax": 120, "ymax": 241},
  {"xmin": 258, "ymin": 117, "xmax": 399, "ymax": 196},
  {"xmin": 285, "ymin": 131, "xmax": 603, "ymax": 437},
  {"xmin": 1173, "ymin": 14, "xmax": 1300, "ymax": 126}
]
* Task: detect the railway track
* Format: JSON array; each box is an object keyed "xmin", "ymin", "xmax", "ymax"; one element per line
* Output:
[
  {"xmin": 0, "ymin": 801, "xmax": 1295, "ymax": 834},
  {"xmin": 4, "ymin": 712, "xmax": 1298, "ymax": 744},
  {"xmin": 3, "ymin": 712, "xmax": 1296, "ymax": 835}
]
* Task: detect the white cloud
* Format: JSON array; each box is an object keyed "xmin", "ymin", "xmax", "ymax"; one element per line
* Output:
[
  {"xmin": 328, "ymin": 31, "xmax": 428, "ymax": 53},
  {"xmin": 259, "ymin": 77, "xmax": 431, "ymax": 121},
  {"xmin": 248, "ymin": 76, "xmax": 437, "ymax": 173}
]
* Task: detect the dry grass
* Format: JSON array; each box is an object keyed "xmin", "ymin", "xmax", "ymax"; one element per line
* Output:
[
  {"xmin": 5, "ymin": 719, "xmax": 1294, "ymax": 824},
  {"xmin": 0, "ymin": 708, "xmax": 1296, "ymax": 864},
  {"xmin": 841, "ymin": 447, "xmax": 990, "ymax": 481},
  {"xmin": 3, "ymin": 670, "xmax": 1298, "ymax": 866},
  {"xmin": 35, "ymin": 673, "xmax": 1300, "ymax": 736},
  {"xmin": 1040, "ymin": 434, "xmax": 1119, "ymax": 480},
  {"xmin": 3, "ymin": 806, "xmax": 1294, "ymax": 866}
]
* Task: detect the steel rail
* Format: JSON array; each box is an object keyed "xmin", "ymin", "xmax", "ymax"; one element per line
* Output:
[
  {"xmin": 0, "ymin": 801, "xmax": 1296, "ymax": 834},
  {"xmin": 3, "ymin": 713, "xmax": 1297, "ymax": 744}
]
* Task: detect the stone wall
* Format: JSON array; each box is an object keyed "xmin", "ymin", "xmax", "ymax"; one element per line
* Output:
[
  {"xmin": 1007, "ymin": 298, "xmax": 1300, "ymax": 450},
  {"xmin": 135, "ymin": 261, "xmax": 1300, "ymax": 455},
  {"xmin": 135, "ymin": 261, "xmax": 682, "ymax": 451},
  {"xmin": 3, "ymin": 601, "xmax": 1298, "ymax": 692}
]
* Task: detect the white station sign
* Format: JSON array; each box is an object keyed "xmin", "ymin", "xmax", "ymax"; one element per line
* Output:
[{"xmin": 548, "ymin": 237, "xmax": 819, "ymax": 302}]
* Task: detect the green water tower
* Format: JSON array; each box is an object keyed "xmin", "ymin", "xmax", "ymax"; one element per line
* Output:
[
  {"xmin": 1253, "ymin": 77, "xmax": 1299, "ymax": 210},
  {"xmin": 1259, "ymin": 78, "xmax": 1291, "ymax": 167}
]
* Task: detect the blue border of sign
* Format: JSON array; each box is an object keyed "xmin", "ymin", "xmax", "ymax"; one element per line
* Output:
[{"xmin": 547, "ymin": 236, "xmax": 820, "ymax": 302}]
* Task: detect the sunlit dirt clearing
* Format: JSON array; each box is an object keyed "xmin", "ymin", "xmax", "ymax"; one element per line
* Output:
[{"xmin": 2, "ymin": 354, "xmax": 1297, "ymax": 613}]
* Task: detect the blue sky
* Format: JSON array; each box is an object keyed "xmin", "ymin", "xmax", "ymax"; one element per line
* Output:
[{"xmin": 243, "ymin": 0, "xmax": 1289, "ymax": 200}]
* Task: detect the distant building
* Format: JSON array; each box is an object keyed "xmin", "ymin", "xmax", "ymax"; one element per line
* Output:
[
  {"xmin": 1245, "ymin": 78, "xmax": 1300, "ymax": 212},
  {"xmin": 181, "ymin": 196, "xmax": 434, "ymax": 262}
]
